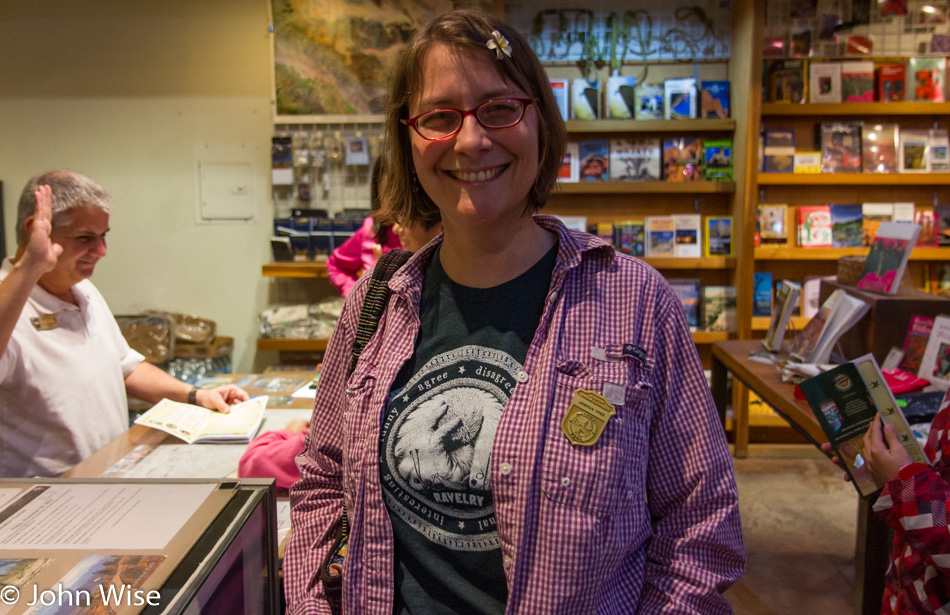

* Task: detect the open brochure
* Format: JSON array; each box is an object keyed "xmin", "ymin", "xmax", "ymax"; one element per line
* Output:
[
  {"xmin": 799, "ymin": 354, "xmax": 930, "ymax": 498},
  {"xmin": 135, "ymin": 396, "xmax": 268, "ymax": 444}
]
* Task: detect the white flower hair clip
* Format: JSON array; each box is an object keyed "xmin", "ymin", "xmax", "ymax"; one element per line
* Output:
[{"xmin": 486, "ymin": 30, "xmax": 512, "ymax": 60}]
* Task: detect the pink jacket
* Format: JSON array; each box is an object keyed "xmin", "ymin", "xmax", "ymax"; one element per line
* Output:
[
  {"xmin": 325, "ymin": 217, "xmax": 401, "ymax": 297},
  {"xmin": 238, "ymin": 429, "xmax": 307, "ymax": 490}
]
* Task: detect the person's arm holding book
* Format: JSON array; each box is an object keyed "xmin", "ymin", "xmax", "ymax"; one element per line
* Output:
[{"xmin": 124, "ymin": 362, "xmax": 248, "ymax": 413}]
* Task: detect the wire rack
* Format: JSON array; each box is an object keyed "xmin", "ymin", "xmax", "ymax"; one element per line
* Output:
[{"xmin": 272, "ymin": 121, "xmax": 385, "ymax": 218}]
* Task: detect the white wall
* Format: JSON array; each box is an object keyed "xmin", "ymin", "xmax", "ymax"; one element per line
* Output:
[{"xmin": 0, "ymin": 0, "xmax": 275, "ymax": 372}]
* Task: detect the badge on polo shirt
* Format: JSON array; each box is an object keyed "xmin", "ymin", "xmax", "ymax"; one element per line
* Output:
[
  {"xmin": 30, "ymin": 314, "xmax": 59, "ymax": 331},
  {"xmin": 561, "ymin": 389, "xmax": 616, "ymax": 447}
]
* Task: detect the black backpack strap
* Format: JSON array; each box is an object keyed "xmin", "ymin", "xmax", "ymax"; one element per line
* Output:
[
  {"xmin": 349, "ymin": 249, "xmax": 412, "ymax": 375},
  {"xmin": 323, "ymin": 249, "xmax": 411, "ymax": 609}
]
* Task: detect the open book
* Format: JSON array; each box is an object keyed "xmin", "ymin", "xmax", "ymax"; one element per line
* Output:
[
  {"xmin": 135, "ymin": 396, "xmax": 268, "ymax": 444},
  {"xmin": 799, "ymin": 354, "xmax": 930, "ymax": 498},
  {"xmin": 786, "ymin": 288, "xmax": 869, "ymax": 363}
]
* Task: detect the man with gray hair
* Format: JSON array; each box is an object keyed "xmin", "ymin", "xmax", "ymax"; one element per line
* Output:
[{"xmin": 0, "ymin": 169, "xmax": 248, "ymax": 477}]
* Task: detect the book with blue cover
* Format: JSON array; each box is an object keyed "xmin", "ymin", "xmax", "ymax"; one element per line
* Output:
[
  {"xmin": 668, "ymin": 278, "xmax": 701, "ymax": 331},
  {"xmin": 664, "ymin": 78, "xmax": 697, "ymax": 120},
  {"xmin": 578, "ymin": 139, "xmax": 610, "ymax": 182},
  {"xmin": 701, "ymin": 80, "xmax": 730, "ymax": 118},
  {"xmin": 830, "ymin": 204, "xmax": 864, "ymax": 248},
  {"xmin": 753, "ymin": 273, "xmax": 773, "ymax": 317}
]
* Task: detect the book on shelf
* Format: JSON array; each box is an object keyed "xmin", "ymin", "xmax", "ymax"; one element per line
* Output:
[
  {"xmin": 893, "ymin": 202, "xmax": 916, "ymax": 223},
  {"xmin": 571, "ymin": 78, "xmax": 600, "ymax": 120},
  {"xmin": 662, "ymin": 137, "xmax": 702, "ymax": 182},
  {"xmin": 673, "ymin": 214, "xmax": 702, "ymax": 258},
  {"xmin": 134, "ymin": 396, "xmax": 268, "ymax": 444},
  {"xmin": 909, "ymin": 56, "xmax": 947, "ymax": 102},
  {"xmin": 791, "ymin": 28, "xmax": 812, "ymax": 57},
  {"xmin": 668, "ymin": 278, "xmax": 701, "ymax": 331},
  {"xmin": 578, "ymin": 139, "xmax": 610, "ymax": 182},
  {"xmin": 605, "ymin": 75, "xmax": 638, "ymax": 119},
  {"xmin": 645, "ymin": 216, "xmax": 675, "ymax": 257},
  {"xmin": 876, "ymin": 64, "xmax": 906, "ymax": 102},
  {"xmin": 914, "ymin": 208, "xmax": 939, "ymax": 247},
  {"xmin": 705, "ymin": 216, "xmax": 733, "ymax": 257},
  {"xmin": 861, "ymin": 202, "xmax": 894, "ymax": 246},
  {"xmin": 799, "ymin": 355, "xmax": 929, "ymax": 498},
  {"xmin": 700, "ymin": 80, "xmax": 730, "ymax": 118},
  {"xmin": 809, "ymin": 62, "xmax": 842, "ymax": 103},
  {"xmin": 930, "ymin": 128, "xmax": 949, "ymax": 173},
  {"xmin": 702, "ymin": 139, "xmax": 733, "ymax": 181},
  {"xmin": 549, "ymin": 79, "xmax": 570, "ymax": 121},
  {"xmin": 664, "ymin": 77, "xmax": 697, "ymax": 119},
  {"xmin": 613, "ymin": 219, "xmax": 645, "ymax": 257},
  {"xmin": 590, "ymin": 222, "xmax": 613, "ymax": 244},
  {"xmin": 702, "ymin": 286, "xmax": 736, "ymax": 333},
  {"xmin": 898, "ymin": 314, "xmax": 935, "ymax": 375},
  {"xmin": 765, "ymin": 59, "xmax": 807, "ymax": 103},
  {"xmin": 763, "ymin": 130, "xmax": 795, "ymax": 173},
  {"xmin": 787, "ymin": 287, "xmax": 870, "ymax": 364},
  {"xmin": 758, "ymin": 204, "xmax": 788, "ymax": 245},
  {"xmin": 841, "ymin": 61, "xmax": 875, "ymax": 102},
  {"xmin": 862, "ymin": 123, "xmax": 899, "ymax": 174},
  {"xmin": 830, "ymin": 204, "xmax": 864, "ymax": 248},
  {"xmin": 762, "ymin": 280, "xmax": 801, "ymax": 352},
  {"xmin": 609, "ymin": 138, "xmax": 660, "ymax": 181},
  {"xmin": 818, "ymin": 121, "xmax": 863, "ymax": 173},
  {"xmin": 797, "ymin": 205, "xmax": 833, "ymax": 248},
  {"xmin": 857, "ymin": 222, "xmax": 922, "ymax": 294},
  {"xmin": 899, "ymin": 129, "xmax": 931, "ymax": 173},
  {"xmin": 634, "ymin": 83, "xmax": 664, "ymax": 120},
  {"xmin": 753, "ymin": 272, "xmax": 774, "ymax": 317},
  {"xmin": 916, "ymin": 315, "xmax": 950, "ymax": 389},
  {"xmin": 793, "ymin": 152, "xmax": 821, "ymax": 174},
  {"xmin": 558, "ymin": 142, "xmax": 580, "ymax": 183},
  {"xmin": 937, "ymin": 205, "xmax": 950, "ymax": 247}
]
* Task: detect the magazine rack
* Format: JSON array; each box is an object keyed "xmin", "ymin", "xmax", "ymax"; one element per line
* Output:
[{"xmin": 818, "ymin": 280, "xmax": 950, "ymax": 363}]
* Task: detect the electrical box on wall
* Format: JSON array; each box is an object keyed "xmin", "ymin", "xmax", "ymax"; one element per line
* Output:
[{"xmin": 197, "ymin": 161, "xmax": 255, "ymax": 223}]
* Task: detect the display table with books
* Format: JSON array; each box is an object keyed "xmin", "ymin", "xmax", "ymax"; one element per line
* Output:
[{"xmin": 710, "ymin": 339, "xmax": 889, "ymax": 615}]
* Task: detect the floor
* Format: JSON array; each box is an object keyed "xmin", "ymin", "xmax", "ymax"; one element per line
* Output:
[{"xmin": 725, "ymin": 444, "xmax": 858, "ymax": 615}]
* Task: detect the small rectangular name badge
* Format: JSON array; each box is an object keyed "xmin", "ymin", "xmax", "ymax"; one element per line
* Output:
[{"xmin": 31, "ymin": 314, "xmax": 59, "ymax": 331}]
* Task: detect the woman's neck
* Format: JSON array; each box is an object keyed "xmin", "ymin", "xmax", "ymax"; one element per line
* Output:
[{"xmin": 437, "ymin": 218, "xmax": 555, "ymax": 288}]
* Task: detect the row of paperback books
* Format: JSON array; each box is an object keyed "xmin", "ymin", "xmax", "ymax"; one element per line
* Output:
[
  {"xmin": 561, "ymin": 138, "xmax": 733, "ymax": 183},
  {"xmin": 588, "ymin": 215, "xmax": 734, "ymax": 258},
  {"xmin": 762, "ymin": 123, "xmax": 949, "ymax": 174},
  {"xmin": 756, "ymin": 202, "xmax": 946, "ymax": 248},
  {"xmin": 764, "ymin": 57, "xmax": 947, "ymax": 104},
  {"xmin": 551, "ymin": 77, "xmax": 731, "ymax": 121},
  {"xmin": 667, "ymin": 281, "xmax": 737, "ymax": 333}
]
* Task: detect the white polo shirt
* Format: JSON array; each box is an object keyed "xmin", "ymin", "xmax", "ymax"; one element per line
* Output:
[{"xmin": 0, "ymin": 258, "xmax": 144, "ymax": 477}]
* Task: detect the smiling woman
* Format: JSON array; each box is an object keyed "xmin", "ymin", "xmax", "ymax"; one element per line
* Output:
[{"xmin": 285, "ymin": 10, "xmax": 745, "ymax": 615}]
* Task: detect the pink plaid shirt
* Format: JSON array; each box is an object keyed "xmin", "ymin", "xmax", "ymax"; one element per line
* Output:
[
  {"xmin": 285, "ymin": 215, "xmax": 744, "ymax": 614},
  {"xmin": 875, "ymin": 397, "xmax": 950, "ymax": 614}
]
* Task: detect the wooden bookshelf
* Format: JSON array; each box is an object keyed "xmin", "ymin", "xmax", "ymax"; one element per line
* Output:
[
  {"xmin": 555, "ymin": 181, "xmax": 735, "ymax": 194},
  {"xmin": 644, "ymin": 257, "xmax": 736, "ymax": 269},
  {"xmin": 257, "ymin": 338, "xmax": 329, "ymax": 352},
  {"xmin": 262, "ymin": 262, "xmax": 329, "ymax": 278},
  {"xmin": 565, "ymin": 119, "xmax": 736, "ymax": 133},
  {"xmin": 762, "ymin": 102, "xmax": 950, "ymax": 116},
  {"xmin": 755, "ymin": 247, "xmax": 950, "ymax": 260},
  {"xmin": 751, "ymin": 315, "xmax": 810, "ymax": 331},
  {"xmin": 757, "ymin": 173, "xmax": 950, "ymax": 185}
]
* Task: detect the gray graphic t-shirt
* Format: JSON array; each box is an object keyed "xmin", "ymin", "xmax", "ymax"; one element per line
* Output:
[{"xmin": 380, "ymin": 244, "xmax": 556, "ymax": 614}]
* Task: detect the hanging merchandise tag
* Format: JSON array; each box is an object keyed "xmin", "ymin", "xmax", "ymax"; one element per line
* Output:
[
  {"xmin": 30, "ymin": 314, "xmax": 59, "ymax": 331},
  {"xmin": 561, "ymin": 389, "xmax": 616, "ymax": 447}
]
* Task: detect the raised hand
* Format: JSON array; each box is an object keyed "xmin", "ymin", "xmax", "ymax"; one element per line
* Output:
[{"xmin": 24, "ymin": 185, "xmax": 63, "ymax": 274}]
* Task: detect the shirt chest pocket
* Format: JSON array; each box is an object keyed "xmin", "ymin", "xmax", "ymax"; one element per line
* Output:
[{"xmin": 540, "ymin": 366, "xmax": 653, "ymax": 515}]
